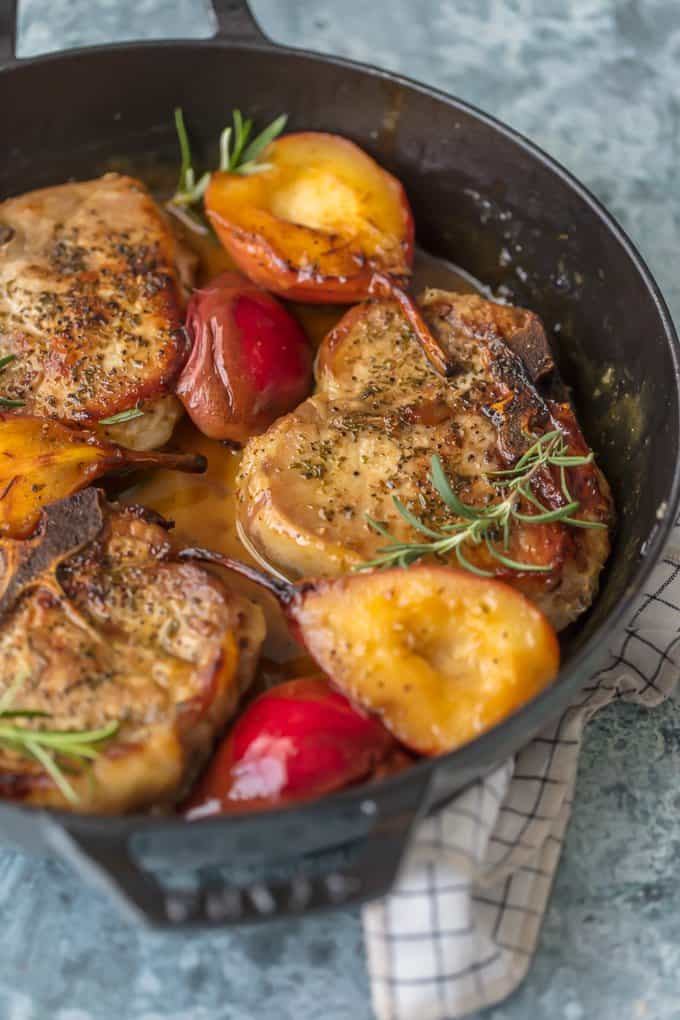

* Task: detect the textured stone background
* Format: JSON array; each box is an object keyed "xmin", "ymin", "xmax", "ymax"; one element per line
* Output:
[{"xmin": 5, "ymin": 1, "xmax": 680, "ymax": 1018}]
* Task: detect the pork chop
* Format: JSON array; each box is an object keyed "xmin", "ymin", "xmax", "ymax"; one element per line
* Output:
[
  {"xmin": 0, "ymin": 489, "xmax": 265, "ymax": 813},
  {"xmin": 0, "ymin": 174, "xmax": 191, "ymax": 450},
  {"xmin": 237, "ymin": 290, "xmax": 613, "ymax": 631}
]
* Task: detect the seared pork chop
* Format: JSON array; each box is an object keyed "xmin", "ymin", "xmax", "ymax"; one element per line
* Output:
[
  {"xmin": 0, "ymin": 174, "xmax": 191, "ymax": 450},
  {"xmin": 0, "ymin": 489, "xmax": 265, "ymax": 812},
  {"xmin": 237, "ymin": 290, "xmax": 613, "ymax": 631}
]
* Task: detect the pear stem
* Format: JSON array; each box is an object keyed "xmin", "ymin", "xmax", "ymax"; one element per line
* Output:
[
  {"xmin": 178, "ymin": 546, "xmax": 294, "ymax": 602},
  {"xmin": 368, "ymin": 272, "xmax": 456, "ymax": 378},
  {"xmin": 124, "ymin": 450, "xmax": 207, "ymax": 474}
]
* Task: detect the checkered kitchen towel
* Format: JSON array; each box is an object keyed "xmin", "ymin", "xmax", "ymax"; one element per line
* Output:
[{"xmin": 363, "ymin": 526, "xmax": 680, "ymax": 1020}]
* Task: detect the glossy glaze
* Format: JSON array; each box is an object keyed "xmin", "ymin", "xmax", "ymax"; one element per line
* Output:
[{"xmin": 125, "ymin": 229, "xmax": 480, "ymax": 694}]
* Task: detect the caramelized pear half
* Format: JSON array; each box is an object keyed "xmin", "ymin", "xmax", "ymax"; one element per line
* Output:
[
  {"xmin": 179, "ymin": 551, "xmax": 560, "ymax": 757},
  {"xmin": 291, "ymin": 566, "xmax": 559, "ymax": 755},
  {"xmin": 205, "ymin": 132, "xmax": 414, "ymax": 303},
  {"xmin": 0, "ymin": 414, "xmax": 205, "ymax": 539}
]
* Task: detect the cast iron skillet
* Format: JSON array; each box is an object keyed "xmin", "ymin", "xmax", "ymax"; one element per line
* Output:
[{"xmin": 0, "ymin": 0, "xmax": 678, "ymax": 928}]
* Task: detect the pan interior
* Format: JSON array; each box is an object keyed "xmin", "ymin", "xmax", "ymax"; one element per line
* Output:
[{"xmin": 0, "ymin": 42, "xmax": 677, "ymax": 726}]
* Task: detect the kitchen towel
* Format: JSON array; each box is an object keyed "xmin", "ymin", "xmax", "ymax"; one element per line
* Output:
[{"xmin": 363, "ymin": 527, "xmax": 680, "ymax": 1020}]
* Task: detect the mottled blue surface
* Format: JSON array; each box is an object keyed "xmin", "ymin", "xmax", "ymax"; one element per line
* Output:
[{"xmin": 5, "ymin": 1, "xmax": 680, "ymax": 1018}]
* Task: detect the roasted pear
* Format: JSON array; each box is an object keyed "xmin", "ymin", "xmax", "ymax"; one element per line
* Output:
[
  {"xmin": 205, "ymin": 132, "xmax": 414, "ymax": 303},
  {"xmin": 0, "ymin": 414, "xmax": 206, "ymax": 539},
  {"xmin": 176, "ymin": 272, "xmax": 313, "ymax": 443},
  {"xmin": 178, "ymin": 551, "xmax": 560, "ymax": 756},
  {"xmin": 185, "ymin": 676, "xmax": 403, "ymax": 817}
]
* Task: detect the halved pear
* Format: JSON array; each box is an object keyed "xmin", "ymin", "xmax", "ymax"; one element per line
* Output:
[
  {"xmin": 178, "ymin": 550, "xmax": 560, "ymax": 757},
  {"xmin": 0, "ymin": 414, "xmax": 205, "ymax": 539},
  {"xmin": 291, "ymin": 566, "xmax": 559, "ymax": 755}
]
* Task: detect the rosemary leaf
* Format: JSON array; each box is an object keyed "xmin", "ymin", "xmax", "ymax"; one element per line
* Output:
[
  {"xmin": 173, "ymin": 108, "xmax": 287, "ymax": 204},
  {"xmin": 391, "ymin": 497, "xmax": 443, "ymax": 539},
  {"xmin": 0, "ymin": 709, "xmax": 50, "ymax": 719},
  {"xmin": 430, "ymin": 455, "xmax": 478, "ymax": 519},
  {"xmin": 0, "ymin": 353, "xmax": 24, "ymax": 408},
  {"xmin": 0, "ymin": 710, "xmax": 119, "ymax": 805},
  {"xmin": 24, "ymin": 738, "xmax": 79, "ymax": 803},
  {"xmin": 484, "ymin": 536, "xmax": 552, "ymax": 573},
  {"xmin": 240, "ymin": 113, "xmax": 287, "ymax": 166},
  {"xmin": 515, "ymin": 481, "xmax": 548, "ymax": 510},
  {"xmin": 359, "ymin": 429, "xmax": 607, "ymax": 576},
  {"xmin": 561, "ymin": 516, "xmax": 609, "ymax": 530},
  {"xmin": 455, "ymin": 543, "xmax": 494, "ymax": 577},
  {"xmin": 550, "ymin": 454, "xmax": 594, "ymax": 466},
  {"xmin": 99, "ymin": 408, "xmax": 144, "ymax": 426},
  {"xmin": 363, "ymin": 515, "xmax": 397, "ymax": 540},
  {"xmin": 175, "ymin": 107, "xmax": 192, "ymax": 191},
  {"xmin": 236, "ymin": 160, "xmax": 275, "ymax": 176},
  {"xmin": 5, "ymin": 723, "xmax": 120, "ymax": 747},
  {"xmin": 218, "ymin": 125, "xmax": 233, "ymax": 172},
  {"xmin": 166, "ymin": 201, "xmax": 211, "ymax": 235},
  {"xmin": 513, "ymin": 501, "xmax": 580, "ymax": 524},
  {"xmin": 229, "ymin": 109, "xmax": 252, "ymax": 168}
]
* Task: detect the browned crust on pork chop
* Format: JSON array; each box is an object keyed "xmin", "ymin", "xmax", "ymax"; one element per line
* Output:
[
  {"xmin": 0, "ymin": 490, "xmax": 265, "ymax": 813},
  {"xmin": 237, "ymin": 289, "xmax": 613, "ymax": 630},
  {"xmin": 0, "ymin": 174, "xmax": 189, "ymax": 430}
]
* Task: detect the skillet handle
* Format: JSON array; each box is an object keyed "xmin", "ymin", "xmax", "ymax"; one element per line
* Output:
[
  {"xmin": 0, "ymin": 0, "xmax": 268, "ymax": 67},
  {"xmin": 42, "ymin": 773, "xmax": 430, "ymax": 928},
  {"xmin": 0, "ymin": 0, "xmax": 17, "ymax": 65},
  {"xmin": 210, "ymin": 0, "xmax": 269, "ymax": 45}
]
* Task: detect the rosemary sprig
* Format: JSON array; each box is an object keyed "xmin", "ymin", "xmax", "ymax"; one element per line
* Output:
[
  {"xmin": 360, "ymin": 429, "xmax": 607, "ymax": 578},
  {"xmin": 170, "ymin": 107, "xmax": 287, "ymax": 209},
  {"xmin": 0, "ymin": 353, "xmax": 25, "ymax": 409},
  {"xmin": 0, "ymin": 675, "xmax": 118, "ymax": 804},
  {"xmin": 218, "ymin": 109, "xmax": 288, "ymax": 175},
  {"xmin": 99, "ymin": 407, "xmax": 144, "ymax": 426},
  {"xmin": 172, "ymin": 108, "xmax": 212, "ymax": 207}
]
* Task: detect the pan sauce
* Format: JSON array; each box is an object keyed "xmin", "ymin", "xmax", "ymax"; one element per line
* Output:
[{"xmin": 123, "ymin": 223, "xmax": 484, "ymax": 693}]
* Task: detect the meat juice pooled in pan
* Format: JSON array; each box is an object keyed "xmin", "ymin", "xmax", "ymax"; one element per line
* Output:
[{"xmin": 0, "ymin": 157, "xmax": 609, "ymax": 810}]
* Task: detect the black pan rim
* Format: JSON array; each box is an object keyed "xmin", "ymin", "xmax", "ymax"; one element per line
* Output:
[{"xmin": 1, "ymin": 36, "xmax": 679, "ymax": 832}]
